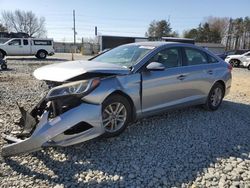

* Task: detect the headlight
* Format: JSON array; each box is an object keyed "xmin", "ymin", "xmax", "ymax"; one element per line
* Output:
[{"xmin": 46, "ymin": 79, "xmax": 100, "ymax": 100}]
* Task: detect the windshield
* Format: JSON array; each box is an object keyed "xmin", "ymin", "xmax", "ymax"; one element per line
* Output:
[{"xmin": 91, "ymin": 44, "xmax": 154, "ymax": 68}]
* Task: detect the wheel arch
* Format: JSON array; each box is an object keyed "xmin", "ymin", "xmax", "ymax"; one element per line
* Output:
[
  {"xmin": 213, "ymin": 80, "xmax": 226, "ymax": 96},
  {"xmin": 37, "ymin": 49, "xmax": 48, "ymax": 54},
  {"xmin": 104, "ymin": 90, "xmax": 137, "ymax": 122},
  {"xmin": 230, "ymin": 58, "xmax": 242, "ymax": 63}
]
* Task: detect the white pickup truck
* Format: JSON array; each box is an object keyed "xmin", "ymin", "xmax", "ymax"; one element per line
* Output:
[{"xmin": 0, "ymin": 38, "xmax": 55, "ymax": 59}]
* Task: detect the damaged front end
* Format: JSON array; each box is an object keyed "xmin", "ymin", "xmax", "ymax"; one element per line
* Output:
[{"xmin": 2, "ymin": 79, "xmax": 104, "ymax": 157}]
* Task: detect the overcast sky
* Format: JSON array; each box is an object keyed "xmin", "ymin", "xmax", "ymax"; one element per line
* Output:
[{"xmin": 1, "ymin": 0, "xmax": 249, "ymax": 42}]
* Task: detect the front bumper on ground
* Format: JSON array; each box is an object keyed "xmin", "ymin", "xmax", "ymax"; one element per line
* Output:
[{"xmin": 1, "ymin": 103, "xmax": 104, "ymax": 157}]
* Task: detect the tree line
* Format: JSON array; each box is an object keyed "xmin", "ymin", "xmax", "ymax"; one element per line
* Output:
[
  {"xmin": 146, "ymin": 17, "xmax": 250, "ymax": 50},
  {"xmin": 224, "ymin": 17, "xmax": 250, "ymax": 50}
]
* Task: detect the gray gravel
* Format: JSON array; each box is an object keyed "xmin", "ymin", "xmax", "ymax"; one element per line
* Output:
[{"xmin": 0, "ymin": 56, "xmax": 250, "ymax": 188}]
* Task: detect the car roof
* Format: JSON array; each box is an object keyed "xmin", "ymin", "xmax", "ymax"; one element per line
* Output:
[
  {"xmin": 126, "ymin": 41, "xmax": 197, "ymax": 48},
  {"xmin": 130, "ymin": 41, "xmax": 177, "ymax": 47}
]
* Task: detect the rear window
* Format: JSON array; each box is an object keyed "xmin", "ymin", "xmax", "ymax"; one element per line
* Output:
[
  {"xmin": 184, "ymin": 48, "xmax": 208, "ymax": 65},
  {"xmin": 33, "ymin": 40, "xmax": 52, "ymax": 45},
  {"xmin": 23, "ymin": 39, "xmax": 28, "ymax": 45}
]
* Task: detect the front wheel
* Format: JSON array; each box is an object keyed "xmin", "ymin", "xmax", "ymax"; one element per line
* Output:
[
  {"xmin": 102, "ymin": 95, "xmax": 131, "ymax": 137},
  {"xmin": 203, "ymin": 83, "xmax": 224, "ymax": 111}
]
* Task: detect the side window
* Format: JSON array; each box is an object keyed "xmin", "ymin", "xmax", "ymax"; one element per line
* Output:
[
  {"xmin": 33, "ymin": 40, "xmax": 52, "ymax": 45},
  {"xmin": 148, "ymin": 48, "xmax": 180, "ymax": 68},
  {"xmin": 23, "ymin": 39, "xmax": 29, "ymax": 45},
  {"xmin": 184, "ymin": 48, "xmax": 208, "ymax": 66},
  {"xmin": 245, "ymin": 52, "xmax": 250, "ymax": 56},
  {"xmin": 8, "ymin": 39, "xmax": 21, "ymax": 46},
  {"xmin": 208, "ymin": 55, "xmax": 219, "ymax": 63}
]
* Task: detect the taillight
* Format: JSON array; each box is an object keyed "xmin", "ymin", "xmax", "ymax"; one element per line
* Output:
[{"xmin": 227, "ymin": 63, "xmax": 233, "ymax": 72}]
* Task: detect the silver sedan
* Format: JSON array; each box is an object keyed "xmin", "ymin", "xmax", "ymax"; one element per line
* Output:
[{"xmin": 2, "ymin": 42, "xmax": 232, "ymax": 157}]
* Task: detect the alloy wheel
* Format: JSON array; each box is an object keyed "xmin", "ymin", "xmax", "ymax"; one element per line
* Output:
[
  {"xmin": 210, "ymin": 87, "xmax": 223, "ymax": 107},
  {"xmin": 230, "ymin": 60, "xmax": 239, "ymax": 67},
  {"xmin": 40, "ymin": 52, "xmax": 46, "ymax": 58},
  {"xmin": 102, "ymin": 102, "xmax": 127, "ymax": 133}
]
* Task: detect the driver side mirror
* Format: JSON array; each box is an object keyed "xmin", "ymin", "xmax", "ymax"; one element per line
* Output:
[{"xmin": 146, "ymin": 62, "xmax": 165, "ymax": 71}]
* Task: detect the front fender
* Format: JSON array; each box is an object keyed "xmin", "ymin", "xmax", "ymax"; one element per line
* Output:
[{"xmin": 83, "ymin": 74, "xmax": 141, "ymax": 115}]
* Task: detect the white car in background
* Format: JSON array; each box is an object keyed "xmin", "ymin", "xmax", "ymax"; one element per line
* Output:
[
  {"xmin": 0, "ymin": 38, "xmax": 55, "ymax": 59},
  {"xmin": 225, "ymin": 51, "xmax": 250, "ymax": 70}
]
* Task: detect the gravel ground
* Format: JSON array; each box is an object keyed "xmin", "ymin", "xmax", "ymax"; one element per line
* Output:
[{"xmin": 0, "ymin": 55, "xmax": 250, "ymax": 188}]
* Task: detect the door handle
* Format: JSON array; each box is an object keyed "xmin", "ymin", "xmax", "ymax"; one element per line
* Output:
[
  {"xmin": 177, "ymin": 75, "xmax": 186, "ymax": 80},
  {"xmin": 207, "ymin": 70, "xmax": 213, "ymax": 75}
]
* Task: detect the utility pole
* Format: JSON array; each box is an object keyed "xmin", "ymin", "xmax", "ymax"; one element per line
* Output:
[
  {"xmin": 73, "ymin": 10, "xmax": 76, "ymax": 45},
  {"xmin": 95, "ymin": 26, "xmax": 98, "ymax": 36}
]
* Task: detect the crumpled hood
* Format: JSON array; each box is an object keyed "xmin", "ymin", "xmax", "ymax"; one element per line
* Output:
[{"xmin": 33, "ymin": 60, "xmax": 129, "ymax": 82}]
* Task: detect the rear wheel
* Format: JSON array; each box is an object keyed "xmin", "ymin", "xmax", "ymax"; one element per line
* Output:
[
  {"xmin": 36, "ymin": 50, "xmax": 47, "ymax": 59},
  {"xmin": 229, "ymin": 59, "xmax": 240, "ymax": 67},
  {"xmin": 204, "ymin": 83, "xmax": 224, "ymax": 111},
  {"xmin": 102, "ymin": 95, "xmax": 131, "ymax": 137}
]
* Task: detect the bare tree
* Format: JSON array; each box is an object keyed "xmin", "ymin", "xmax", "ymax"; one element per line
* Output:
[
  {"xmin": 223, "ymin": 17, "xmax": 250, "ymax": 50},
  {"xmin": 204, "ymin": 16, "xmax": 229, "ymax": 38},
  {"xmin": 1, "ymin": 10, "xmax": 46, "ymax": 37},
  {"xmin": 0, "ymin": 23, "xmax": 7, "ymax": 32}
]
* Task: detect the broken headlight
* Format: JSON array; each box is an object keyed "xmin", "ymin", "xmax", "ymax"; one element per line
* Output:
[{"xmin": 46, "ymin": 79, "xmax": 100, "ymax": 100}]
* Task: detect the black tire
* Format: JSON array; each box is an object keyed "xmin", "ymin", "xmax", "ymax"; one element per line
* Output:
[
  {"xmin": 248, "ymin": 64, "xmax": 250, "ymax": 70},
  {"xmin": 102, "ymin": 94, "xmax": 132, "ymax": 138},
  {"xmin": 229, "ymin": 59, "xmax": 240, "ymax": 67},
  {"xmin": 203, "ymin": 82, "xmax": 224, "ymax": 111},
  {"xmin": 36, "ymin": 50, "xmax": 47, "ymax": 59},
  {"xmin": 1, "ymin": 63, "xmax": 7, "ymax": 70},
  {"xmin": 0, "ymin": 51, "xmax": 5, "ymax": 60}
]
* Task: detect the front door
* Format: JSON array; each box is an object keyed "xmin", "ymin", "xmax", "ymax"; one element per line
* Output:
[
  {"xmin": 7, "ymin": 39, "xmax": 23, "ymax": 55},
  {"xmin": 141, "ymin": 47, "xmax": 186, "ymax": 114}
]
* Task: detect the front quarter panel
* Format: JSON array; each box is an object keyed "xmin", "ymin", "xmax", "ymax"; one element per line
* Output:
[{"xmin": 83, "ymin": 74, "xmax": 141, "ymax": 116}]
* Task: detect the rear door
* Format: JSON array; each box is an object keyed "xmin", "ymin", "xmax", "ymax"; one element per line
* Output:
[
  {"xmin": 177, "ymin": 47, "xmax": 217, "ymax": 103},
  {"xmin": 22, "ymin": 39, "xmax": 31, "ymax": 55}
]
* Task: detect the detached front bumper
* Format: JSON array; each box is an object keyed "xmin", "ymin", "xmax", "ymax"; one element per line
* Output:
[
  {"xmin": 2, "ymin": 103, "xmax": 104, "ymax": 157},
  {"xmin": 48, "ymin": 52, "xmax": 55, "ymax": 56}
]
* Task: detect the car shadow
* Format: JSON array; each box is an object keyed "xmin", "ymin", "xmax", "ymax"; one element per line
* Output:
[
  {"xmin": 0, "ymin": 68, "xmax": 14, "ymax": 72},
  {"xmin": 4, "ymin": 100, "xmax": 250, "ymax": 187}
]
